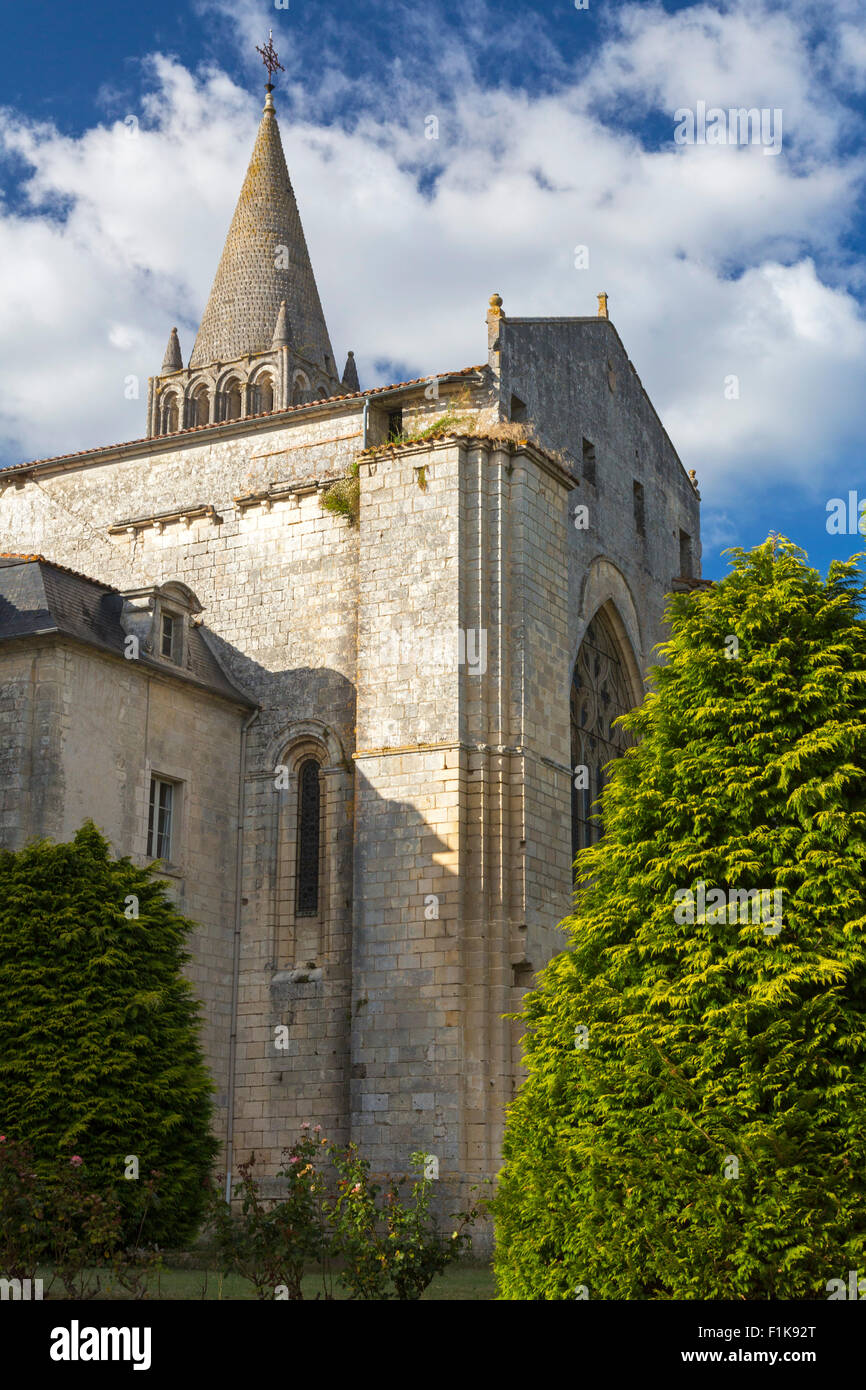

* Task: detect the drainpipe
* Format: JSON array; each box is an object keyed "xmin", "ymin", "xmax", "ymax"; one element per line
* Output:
[{"xmin": 224, "ymin": 705, "xmax": 260, "ymax": 1204}]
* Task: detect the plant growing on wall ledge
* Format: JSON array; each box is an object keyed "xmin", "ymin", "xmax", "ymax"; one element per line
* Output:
[{"xmin": 319, "ymin": 458, "xmax": 361, "ymax": 525}]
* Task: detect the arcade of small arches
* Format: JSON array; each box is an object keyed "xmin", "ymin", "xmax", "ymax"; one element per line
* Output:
[{"xmin": 156, "ymin": 366, "xmax": 334, "ymax": 435}]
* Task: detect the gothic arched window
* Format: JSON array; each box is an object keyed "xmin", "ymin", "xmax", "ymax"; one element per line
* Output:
[
  {"xmin": 570, "ymin": 609, "xmax": 635, "ymax": 861},
  {"xmin": 296, "ymin": 758, "xmax": 321, "ymax": 916}
]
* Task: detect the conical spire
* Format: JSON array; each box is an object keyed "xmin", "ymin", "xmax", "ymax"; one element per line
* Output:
[
  {"xmin": 189, "ymin": 89, "xmax": 335, "ymax": 372},
  {"xmin": 272, "ymin": 299, "xmax": 293, "ymax": 349},
  {"xmin": 341, "ymin": 350, "xmax": 360, "ymax": 392},
  {"xmin": 162, "ymin": 327, "xmax": 183, "ymax": 371}
]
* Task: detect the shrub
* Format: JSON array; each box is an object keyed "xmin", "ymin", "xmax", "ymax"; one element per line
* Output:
[
  {"xmin": 494, "ymin": 540, "xmax": 866, "ymax": 1299},
  {"xmin": 208, "ymin": 1129, "xmax": 476, "ymax": 1299},
  {"xmin": 326, "ymin": 1145, "xmax": 475, "ymax": 1301},
  {"xmin": 0, "ymin": 822, "xmax": 218, "ymax": 1246},
  {"xmin": 208, "ymin": 1133, "xmax": 332, "ymax": 1300}
]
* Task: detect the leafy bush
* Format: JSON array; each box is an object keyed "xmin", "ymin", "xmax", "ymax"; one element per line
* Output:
[
  {"xmin": 208, "ymin": 1132, "xmax": 331, "ymax": 1300},
  {"xmin": 326, "ymin": 1144, "xmax": 475, "ymax": 1300},
  {"xmin": 0, "ymin": 1135, "xmax": 161, "ymax": 1299},
  {"xmin": 494, "ymin": 541, "xmax": 866, "ymax": 1299},
  {"xmin": 208, "ymin": 1128, "xmax": 476, "ymax": 1299},
  {"xmin": 0, "ymin": 822, "xmax": 218, "ymax": 1246}
]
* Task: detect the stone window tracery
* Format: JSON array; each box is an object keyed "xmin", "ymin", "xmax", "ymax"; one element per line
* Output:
[{"xmin": 570, "ymin": 609, "xmax": 635, "ymax": 860}]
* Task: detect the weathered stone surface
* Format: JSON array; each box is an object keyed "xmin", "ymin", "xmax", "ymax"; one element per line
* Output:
[{"xmin": 0, "ymin": 101, "xmax": 701, "ymax": 1252}]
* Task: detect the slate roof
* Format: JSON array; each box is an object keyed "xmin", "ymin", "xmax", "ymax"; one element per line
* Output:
[{"xmin": 0, "ymin": 555, "xmax": 255, "ymax": 707}]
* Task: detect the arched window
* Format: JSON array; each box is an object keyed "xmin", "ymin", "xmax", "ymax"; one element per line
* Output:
[
  {"xmin": 223, "ymin": 379, "xmax": 242, "ymax": 421},
  {"xmin": 570, "ymin": 609, "xmax": 635, "ymax": 860},
  {"xmin": 296, "ymin": 758, "xmax": 321, "ymax": 916},
  {"xmin": 189, "ymin": 386, "xmax": 209, "ymax": 427},
  {"xmin": 291, "ymin": 373, "xmax": 310, "ymax": 406},
  {"xmin": 162, "ymin": 393, "xmax": 179, "ymax": 434},
  {"xmin": 250, "ymin": 375, "xmax": 274, "ymax": 414}
]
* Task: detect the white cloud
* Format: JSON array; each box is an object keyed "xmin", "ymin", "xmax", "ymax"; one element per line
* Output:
[{"xmin": 0, "ymin": 0, "xmax": 863, "ymax": 523}]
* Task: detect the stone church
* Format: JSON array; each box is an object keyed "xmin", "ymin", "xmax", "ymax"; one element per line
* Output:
[{"xmin": 0, "ymin": 73, "xmax": 701, "ymax": 1228}]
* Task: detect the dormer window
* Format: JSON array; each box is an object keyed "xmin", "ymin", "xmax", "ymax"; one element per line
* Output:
[
  {"xmin": 161, "ymin": 612, "xmax": 177, "ymax": 660},
  {"xmin": 120, "ymin": 580, "xmax": 202, "ymax": 667}
]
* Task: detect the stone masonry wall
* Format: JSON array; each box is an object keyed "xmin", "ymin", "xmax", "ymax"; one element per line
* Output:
[{"xmin": 0, "ymin": 636, "xmax": 245, "ymax": 1145}]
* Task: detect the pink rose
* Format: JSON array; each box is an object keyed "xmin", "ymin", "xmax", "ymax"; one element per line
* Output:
[
  {"xmin": 300, "ymin": 1121, "xmax": 310, "ymax": 1130},
  {"xmin": 70, "ymin": 1156, "xmax": 83, "ymax": 1166},
  {"xmin": 289, "ymin": 1156, "xmax": 301, "ymax": 1164}
]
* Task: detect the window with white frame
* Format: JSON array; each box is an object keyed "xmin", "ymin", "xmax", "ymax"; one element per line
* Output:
[{"xmin": 147, "ymin": 776, "xmax": 176, "ymax": 861}]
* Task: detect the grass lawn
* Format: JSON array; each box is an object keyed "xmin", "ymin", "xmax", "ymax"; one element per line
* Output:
[{"xmin": 34, "ymin": 1261, "xmax": 497, "ymax": 1301}]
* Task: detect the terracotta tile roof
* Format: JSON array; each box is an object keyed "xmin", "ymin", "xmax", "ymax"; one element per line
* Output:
[{"xmin": 0, "ymin": 366, "xmax": 486, "ymax": 476}]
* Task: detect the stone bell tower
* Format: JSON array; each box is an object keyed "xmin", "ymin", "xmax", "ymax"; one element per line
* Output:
[{"xmin": 145, "ymin": 80, "xmax": 359, "ymax": 438}]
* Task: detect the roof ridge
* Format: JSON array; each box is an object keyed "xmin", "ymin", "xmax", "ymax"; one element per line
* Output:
[
  {"xmin": 0, "ymin": 553, "xmax": 121, "ymax": 591},
  {"xmin": 2, "ymin": 366, "xmax": 486, "ymax": 474}
]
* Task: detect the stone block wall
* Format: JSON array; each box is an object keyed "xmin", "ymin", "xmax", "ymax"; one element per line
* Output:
[{"xmin": 0, "ymin": 636, "xmax": 245, "ymax": 1142}]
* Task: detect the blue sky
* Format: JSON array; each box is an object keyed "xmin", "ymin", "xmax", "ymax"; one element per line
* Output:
[{"xmin": 1, "ymin": 0, "xmax": 865, "ymax": 580}]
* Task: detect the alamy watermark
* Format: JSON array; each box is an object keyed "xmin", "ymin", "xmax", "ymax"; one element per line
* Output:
[
  {"xmin": 674, "ymin": 102, "xmax": 783, "ymax": 156},
  {"xmin": 380, "ymin": 623, "xmax": 487, "ymax": 675},
  {"xmin": 674, "ymin": 881, "xmax": 783, "ymax": 934}
]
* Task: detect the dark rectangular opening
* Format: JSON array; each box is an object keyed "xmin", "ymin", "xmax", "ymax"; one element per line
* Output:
[
  {"xmin": 510, "ymin": 393, "xmax": 528, "ymax": 423},
  {"xmin": 582, "ymin": 438, "xmax": 596, "ymax": 484},
  {"xmin": 387, "ymin": 409, "xmax": 403, "ymax": 442},
  {"xmin": 679, "ymin": 528, "xmax": 693, "ymax": 577},
  {"xmin": 633, "ymin": 480, "xmax": 645, "ymax": 537}
]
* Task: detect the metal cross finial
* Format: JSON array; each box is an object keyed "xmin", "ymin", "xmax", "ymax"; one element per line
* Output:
[{"xmin": 256, "ymin": 30, "xmax": 285, "ymax": 87}]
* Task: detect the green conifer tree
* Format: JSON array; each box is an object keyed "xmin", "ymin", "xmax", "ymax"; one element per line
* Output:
[
  {"xmin": 0, "ymin": 822, "xmax": 217, "ymax": 1245},
  {"xmin": 494, "ymin": 541, "xmax": 866, "ymax": 1299}
]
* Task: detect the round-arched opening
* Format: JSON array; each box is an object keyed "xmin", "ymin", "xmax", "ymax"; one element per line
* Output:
[
  {"xmin": 161, "ymin": 393, "xmax": 180, "ymax": 434},
  {"xmin": 251, "ymin": 374, "xmax": 274, "ymax": 414},
  {"xmin": 296, "ymin": 758, "xmax": 322, "ymax": 917},
  {"xmin": 222, "ymin": 379, "xmax": 242, "ymax": 421}
]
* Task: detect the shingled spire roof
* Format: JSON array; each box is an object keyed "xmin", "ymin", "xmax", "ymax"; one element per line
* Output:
[{"xmin": 189, "ymin": 88, "xmax": 335, "ymax": 372}]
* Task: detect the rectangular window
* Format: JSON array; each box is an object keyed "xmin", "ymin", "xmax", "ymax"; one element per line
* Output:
[
  {"xmin": 633, "ymin": 480, "xmax": 645, "ymax": 537},
  {"xmin": 160, "ymin": 613, "xmax": 176, "ymax": 660},
  {"xmin": 387, "ymin": 409, "xmax": 403, "ymax": 442},
  {"xmin": 679, "ymin": 528, "xmax": 693, "ymax": 577},
  {"xmin": 582, "ymin": 438, "xmax": 596, "ymax": 484},
  {"xmin": 510, "ymin": 393, "xmax": 528, "ymax": 423},
  {"xmin": 147, "ymin": 776, "xmax": 175, "ymax": 861}
]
